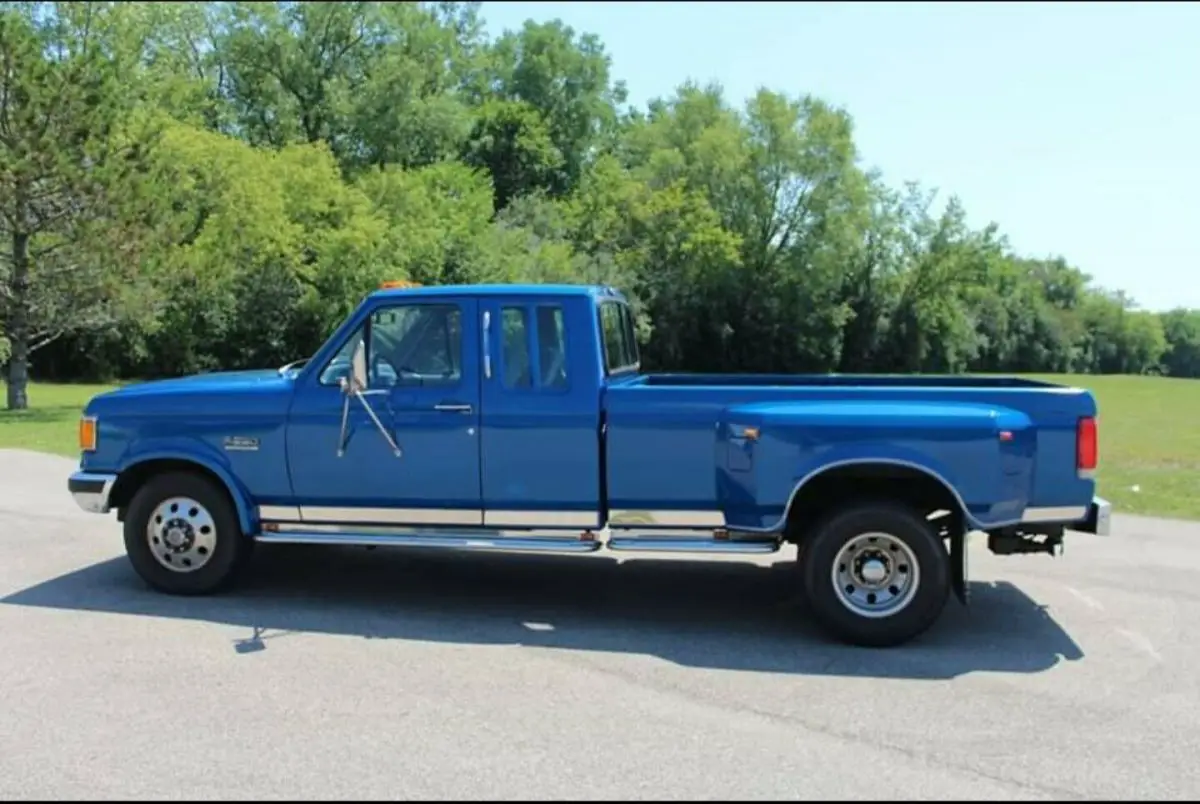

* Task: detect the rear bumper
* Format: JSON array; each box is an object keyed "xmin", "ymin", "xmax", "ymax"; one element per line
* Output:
[
  {"xmin": 1073, "ymin": 496, "xmax": 1112, "ymax": 536},
  {"xmin": 68, "ymin": 472, "xmax": 117, "ymax": 514}
]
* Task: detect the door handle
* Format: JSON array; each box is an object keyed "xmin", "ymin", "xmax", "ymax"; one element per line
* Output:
[{"xmin": 434, "ymin": 403, "xmax": 473, "ymax": 413}]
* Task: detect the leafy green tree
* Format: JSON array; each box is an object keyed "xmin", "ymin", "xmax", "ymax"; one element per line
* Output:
[
  {"xmin": 1160, "ymin": 309, "xmax": 1200, "ymax": 378},
  {"xmin": 0, "ymin": 3, "xmax": 163, "ymax": 409},
  {"xmin": 15, "ymin": 2, "xmax": 1191, "ymax": 387},
  {"xmin": 214, "ymin": 1, "xmax": 481, "ymax": 172},
  {"xmin": 464, "ymin": 19, "xmax": 626, "ymax": 210}
]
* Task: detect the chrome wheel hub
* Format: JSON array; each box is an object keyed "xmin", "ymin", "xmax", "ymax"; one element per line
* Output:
[
  {"xmin": 147, "ymin": 497, "xmax": 217, "ymax": 573},
  {"xmin": 859, "ymin": 557, "xmax": 888, "ymax": 585},
  {"xmin": 831, "ymin": 532, "xmax": 921, "ymax": 619}
]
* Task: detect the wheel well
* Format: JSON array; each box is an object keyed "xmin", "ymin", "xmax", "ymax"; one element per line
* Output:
[
  {"xmin": 783, "ymin": 463, "xmax": 966, "ymax": 544},
  {"xmin": 110, "ymin": 459, "xmax": 237, "ymax": 522}
]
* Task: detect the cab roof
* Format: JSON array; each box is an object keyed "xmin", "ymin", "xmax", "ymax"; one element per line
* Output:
[{"xmin": 368, "ymin": 283, "xmax": 628, "ymax": 303}]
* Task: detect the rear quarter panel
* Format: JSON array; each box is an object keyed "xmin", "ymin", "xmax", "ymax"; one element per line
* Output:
[{"xmin": 717, "ymin": 400, "xmax": 1036, "ymax": 529}]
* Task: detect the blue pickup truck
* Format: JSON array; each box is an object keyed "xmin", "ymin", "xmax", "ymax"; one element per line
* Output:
[{"xmin": 67, "ymin": 282, "xmax": 1110, "ymax": 646}]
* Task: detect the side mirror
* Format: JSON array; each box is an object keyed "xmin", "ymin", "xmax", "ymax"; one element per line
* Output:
[{"xmin": 350, "ymin": 338, "xmax": 368, "ymax": 392}]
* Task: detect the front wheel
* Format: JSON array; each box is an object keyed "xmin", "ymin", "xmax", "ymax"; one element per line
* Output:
[
  {"xmin": 800, "ymin": 501, "xmax": 950, "ymax": 647},
  {"xmin": 123, "ymin": 471, "xmax": 252, "ymax": 595}
]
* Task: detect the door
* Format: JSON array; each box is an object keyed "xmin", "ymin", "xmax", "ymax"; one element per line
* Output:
[
  {"xmin": 285, "ymin": 297, "xmax": 483, "ymax": 526},
  {"xmin": 478, "ymin": 296, "xmax": 602, "ymax": 529}
]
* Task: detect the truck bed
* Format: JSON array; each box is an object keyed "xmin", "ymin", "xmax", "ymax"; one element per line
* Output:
[{"xmin": 601, "ymin": 374, "xmax": 1096, "ymax": 532}]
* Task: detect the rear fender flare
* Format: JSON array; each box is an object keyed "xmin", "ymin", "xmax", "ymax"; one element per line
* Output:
[{"xmin": 776, "ymin": 443, "xmax": 989, "ymax": 532}]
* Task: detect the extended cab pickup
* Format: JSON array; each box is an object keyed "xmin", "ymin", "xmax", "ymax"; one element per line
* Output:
[{"xmin": 68, "ymin": 283, "xmax": 1111, "ymax": 646}]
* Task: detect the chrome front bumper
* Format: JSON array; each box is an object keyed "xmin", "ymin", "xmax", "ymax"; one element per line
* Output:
[
  {"xmin": 68, "ymin": 472, "xmax": 117, "ymax": 514},
  {"xmin": 1074, "ymin": 496, "xmax": 1112, "ymax": 536}
]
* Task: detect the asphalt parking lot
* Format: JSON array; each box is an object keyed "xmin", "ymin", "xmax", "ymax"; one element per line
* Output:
[{"xmin": 1, "ymin": 448, "xmax": 1198, "ymax": 800}]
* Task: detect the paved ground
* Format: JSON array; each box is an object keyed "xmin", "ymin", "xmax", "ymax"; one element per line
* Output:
[{"xmin": 1, "ymin": 449, "xmax": 1198, "ymax": 800}]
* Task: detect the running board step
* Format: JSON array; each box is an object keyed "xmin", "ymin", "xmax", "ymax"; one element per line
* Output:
[
  {"xmin": 607, "ymin": 537, "xmax": 779, "ymax": 554},
  {"xmin": 256, "ymin": 530, "xmax": 602, "ymax": 553},
  {"xmin": 255, "ymin": 530, "xmax": 780, "ymax": 556}
]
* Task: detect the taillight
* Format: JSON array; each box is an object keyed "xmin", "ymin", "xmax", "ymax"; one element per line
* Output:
[{"xmin": 1077, "ymin": 416, "xmax": 1098, "ymax": 477}]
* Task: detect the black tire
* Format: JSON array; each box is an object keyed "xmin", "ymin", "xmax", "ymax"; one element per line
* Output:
[
  {"xmin": 123, "ymin": 470, "xmax": 252, "ymax": 595},
  {"xmin": 792, "ymin": 537, "xmax": 814, "ymax": 610},
  {"xmin": 800, "ymin": 500, "xmax": 950, "ymax": 647}
]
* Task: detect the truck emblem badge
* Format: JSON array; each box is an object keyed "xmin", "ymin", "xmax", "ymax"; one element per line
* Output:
[{"xmin": 223, "ymin": 436, "xmax": 260, "ymax": 452}]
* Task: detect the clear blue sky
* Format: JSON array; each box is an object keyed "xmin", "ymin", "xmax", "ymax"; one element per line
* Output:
[{"xmin": 478, "ymin": 1, "xmax": 1199, "ymax": 312}]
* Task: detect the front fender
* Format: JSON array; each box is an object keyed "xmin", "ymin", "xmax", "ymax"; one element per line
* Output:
[{"xmin": 118, "ymin": 438, "xmax": 257, "ymax": 534}]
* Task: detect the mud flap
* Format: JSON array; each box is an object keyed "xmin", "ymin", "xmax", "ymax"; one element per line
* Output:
[{"xmin": 950, "ymin": 529, "xmax": 969, "ymax": 605}]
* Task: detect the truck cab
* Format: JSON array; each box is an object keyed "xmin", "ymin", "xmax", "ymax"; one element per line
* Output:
[
  {"xmin": 68, "ymin": 282, "xmax": 1111, "ymax": 648},
  {"xmin": 278, "ymin": 283, "xmax": 619, "ymax": 530}
]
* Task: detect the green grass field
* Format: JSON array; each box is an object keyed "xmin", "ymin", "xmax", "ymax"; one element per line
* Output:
[
  {"xmin": 0, "ymin": 382, "xmax": 120, "ymax": 458},
  {"xmin": 1021, "ymin": 374, "xmax": 1200, "ymax": 520},
  {"xmin": 2, "ymin": 375, "xmax": 1198, "ymax": 520}
]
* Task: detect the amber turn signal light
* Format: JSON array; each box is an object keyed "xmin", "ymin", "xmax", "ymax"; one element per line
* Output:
[{"xmin": 79, "ymin": 416, "xmax": 97, "ymax": 452}]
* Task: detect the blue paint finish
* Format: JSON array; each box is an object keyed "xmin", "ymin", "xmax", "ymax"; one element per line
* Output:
[
  {"xmin": 716, "ymin": 400, "xmax": 1038, "ymax": 530},
  {"xmin": 72, "ymin": 281, "xmax": 1100, "ymax": 541},
  {"xmin": 602, "ymin": 391, "xmax": 728, "ymax": 511},
  {"xmin": 286, "ymin": 295, "xmax": 483, "ymax": 510},
  {"xmin": 603, "ymin": 380, "xmax": 1097, "ymax": 530},
  {"xmin": 81, "ymin": 368, "xmax": 299, "ymax": 531},
  {"xmin": 369, "ymin": 283, "xmax": 624, "ymax": 301},
  {"xmin": 478, "ymin": 295, "xmax": 604, "ymax": 524},
  {"xmin": 119, "ymin": 448, "xmax": 258, "ymax": 533}
]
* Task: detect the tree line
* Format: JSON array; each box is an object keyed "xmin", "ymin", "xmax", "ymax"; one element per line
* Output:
[{"xmin": 2, "ymin": 2, "xmax": 1198, "ymax": 410}]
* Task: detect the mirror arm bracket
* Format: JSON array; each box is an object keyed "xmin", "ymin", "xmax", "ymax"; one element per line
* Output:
[{"xmin": 336, "ymin": 338, "xmax": 403, "ymax": 458}]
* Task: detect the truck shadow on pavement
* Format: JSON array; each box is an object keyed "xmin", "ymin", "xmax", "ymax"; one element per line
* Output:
[{"xmin": 1, "ymin": 544, "xmax": 1084, "ymax": 679}]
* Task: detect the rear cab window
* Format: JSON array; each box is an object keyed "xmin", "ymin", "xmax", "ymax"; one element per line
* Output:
[{"xmin": 598, "ymin": 300, "xmax": 639, "ymax": 376}]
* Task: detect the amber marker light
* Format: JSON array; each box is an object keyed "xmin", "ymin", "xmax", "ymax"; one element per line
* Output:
[{"xmin": 79, "ymin": 416, "xmax": 97, "ymax": 452}]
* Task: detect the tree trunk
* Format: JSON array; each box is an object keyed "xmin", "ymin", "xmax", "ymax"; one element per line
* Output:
[{"xmin": 6, "ymin": 230, "xmax": 31, "ymax": 412}]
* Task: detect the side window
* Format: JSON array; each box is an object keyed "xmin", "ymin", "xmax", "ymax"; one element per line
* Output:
[
  {"xmin": 501, "ymin": 307, "xmax": 531, "ymax": 388},
  {"xmin": 319, "ymin": 303, "xmax": 462, "ymax": 387},
  {"xmin": 374, "ymin": 304, "xmax": 461, "ymax": 385},
  {"xmin": 599, "ymin": 301, "xmax": 639, "ymax": 375},
  {"xmin": 536, "ymin": 305, "xmax": 568, "ymax": 389}
]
